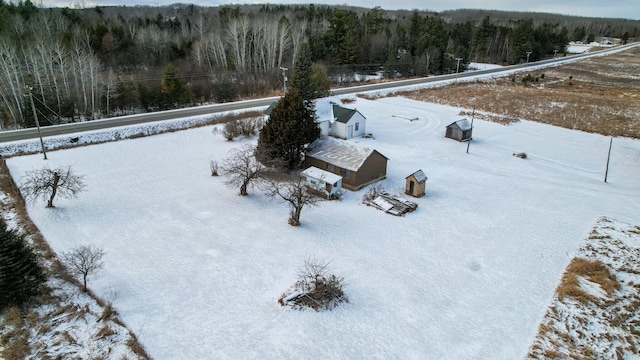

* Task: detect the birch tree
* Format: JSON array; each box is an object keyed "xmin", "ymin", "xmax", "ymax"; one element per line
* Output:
[
  {"xmin": 226, "ymin": 16, "xmax": 251, "ymax": 71},
  {"xmin": 0, "ymin": 39, "xmax": 24, "ymax": 127}
]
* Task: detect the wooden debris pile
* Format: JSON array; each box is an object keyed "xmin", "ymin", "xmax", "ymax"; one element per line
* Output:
[{"xmin": 363, "ymin": 191, "xmax": 418, "ymax": 216}]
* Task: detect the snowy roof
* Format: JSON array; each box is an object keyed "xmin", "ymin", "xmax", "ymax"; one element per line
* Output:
[
  {"xmin": 306, "ymin": 137, "xmax": 387, "ymax": 172},
  {"xmin": 315, "ymin": 96, "xmax": 344, "ymax": 123},
  {"xmin": 447, "ymin": 118, "xmax": 471, "ymax": 131},
  {"xmin": 332, "ymin": 104, "xmax": 357, "ymax": 123},
  {"xmin": 407, "ymin": 169, "xmax": 427, "ymax": 183},
  {"xmin": 301, "ymin": 166, "xmax": 343, "ymax": 185}
]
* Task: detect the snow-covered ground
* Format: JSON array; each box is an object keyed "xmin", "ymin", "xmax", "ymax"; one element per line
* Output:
[{"xmin": 6, "ymin": 95, "xmax": 640, "ymax": 359}]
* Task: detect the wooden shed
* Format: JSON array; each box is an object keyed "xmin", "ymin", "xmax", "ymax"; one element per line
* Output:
[
  {"xmin": 405, "ymin": 170, "xmax": 427, "ymax": 198},
  {"xmin": 301, "ymin": 166, "xmax": 343, "ymax": 199},
  {"xmin": 304, "ymin": 137, "xmax": 388, "ymax": 191},
  {"xmin": 445, "ymin": 119, "xmax": 472, "ymax": 142}
]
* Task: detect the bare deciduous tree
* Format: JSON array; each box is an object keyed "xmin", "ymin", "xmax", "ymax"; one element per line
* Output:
[
  {"xmin": 266, "ymin": 174, "xmax": 321, "ymax": 226},
  {"xmin": 20, "ymin": 164, "xmax": 86, "ymax": 208},
  {"xmin": 62, "ymin": 244, "xmax": 106, "ymax": 292},
  {"xmin": 220, "ymin": 145, "xmax": 270, "ymax": 196}
]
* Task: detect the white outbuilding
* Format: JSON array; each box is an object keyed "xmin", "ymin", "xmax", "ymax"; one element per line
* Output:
[{"xmin": 301, "ymin": 166, "xmax": 343, "ymax": 199}]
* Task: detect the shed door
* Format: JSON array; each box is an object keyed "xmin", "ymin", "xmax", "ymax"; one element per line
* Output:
[
  {"xmin": 409, "ymin": 180, "xmax": 415, "ymax": 194},
  {"xmin": 347, "ymin": 125, "xmax": 353, "ymax": 138}
]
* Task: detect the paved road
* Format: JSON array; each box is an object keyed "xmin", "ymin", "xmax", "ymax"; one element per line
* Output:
[{"xmin": 1, "ymin": 43, "xmax": 636, "ymax": 143}]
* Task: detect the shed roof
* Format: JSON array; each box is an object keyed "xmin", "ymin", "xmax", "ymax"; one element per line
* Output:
[
  {"xmin": 306, "ymin": 137, "xmax": 388, "ymax": 172},
  {"xmin": 406, "ymin": 169, "xmax": 427, "ymax": 183},
  {"xmin": 447, "ymin": 118, "xmax": 471, "ymax": 131},
  {"xmin": 301, "ymin": 166, "xmax": 343, "ymax": 185}
]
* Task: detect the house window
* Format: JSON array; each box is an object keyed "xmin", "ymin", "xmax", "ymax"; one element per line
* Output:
[
  {"xmin": 355, "ymin": 122, "xmax": 359, "ymax": 131},
  {"xmin": 327, "ymin": 164, "xmax": 335, "ymax": 172},
  {"xmin": 340, "ymin": 168, "xmax": 350, "ymax": 177}
]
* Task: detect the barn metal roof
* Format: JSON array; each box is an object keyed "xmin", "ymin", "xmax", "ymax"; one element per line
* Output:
[{"xmin": 306, "ymin": 137, "xmax": 387, "ymax": 172}]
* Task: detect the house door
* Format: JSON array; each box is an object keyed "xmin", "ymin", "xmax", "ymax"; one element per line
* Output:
[
  {"xmin": 409, "ymin": 180, "xmax": 415, "ymax": 194},
  {"xmin": 347, "ymin": 125, "xmax": 353, "ymax": 138}
]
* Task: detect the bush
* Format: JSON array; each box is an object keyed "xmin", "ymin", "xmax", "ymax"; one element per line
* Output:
[
  {"xmin": 220, "ymin": 118, "xmax": 264, "ymax": 141},
  {"xmin": 362, "ymin": 184, "xmax": 385, "ymax": 202},
  {"xmin": 278, "ymin": 258, "xmax": 348, "ymax": 311},
  {"xmin": 522, "ymin": 73, "xmax": 536, "ymax": 84}
]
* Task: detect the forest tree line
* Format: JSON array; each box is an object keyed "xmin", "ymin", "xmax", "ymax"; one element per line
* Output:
[{"xmin": 0, "ymin": 0, "xmax": 638, "ymax": 129}]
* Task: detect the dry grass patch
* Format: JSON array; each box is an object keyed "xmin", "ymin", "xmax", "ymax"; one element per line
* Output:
[
  {"xmin": 557, "ymin": 258, "xmax": 620, "ymax": 302},
  {"xmin": 527, "ymin": 218, "xmax": 640, "ymax": 359},
  {"xmin": 393, "ymin": 47, "xmax": 640, "ymax": 138}
]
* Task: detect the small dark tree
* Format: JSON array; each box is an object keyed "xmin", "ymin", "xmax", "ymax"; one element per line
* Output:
[
  {"xmin": 310, "ymin": 63, "xmax": 331, "ymax": 99},
  {"xmin": 266, "ymin": 175, "xmax": 321, "ymax": 226},
  {"xmin": 257, "ymin": 90, "xmax": 320, "ymax": 169},
  {"xmin": 213, "ymin": 77, "xmax": 238, "ymax": 103},
  {"xmin": 161, "ymin": 63, "xmax": 191, "ymax": 107},
  {"xmin": 0, "ymin": 221, "xmax": 45, "ymax": 310},
  {"xmin": 20, "ymin": 165, "xmax": 86, "ymax": 208},
  {"xmin": 220, "ymin": 145, "xmax": 271, "ymax": 196},
  {"xmin": 62, "ymin": 245, "xmax": 105, "ymax": 292}
]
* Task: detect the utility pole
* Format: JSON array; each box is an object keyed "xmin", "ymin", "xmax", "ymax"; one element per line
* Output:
[
  {"xmin": 466, "ymin": 108, "xmax": 475, "ymax": 154},
  {"xmin": 604, "ymin": 136, "xmax": 613, "ymax": 183},
  {"xmin": 27, "ymin": 86, "xmax": 48, "ymax": 160},
  {"xmin": 455, "ymin": 57, "xmax": 463, "ymax": 84},
  {"xmin": 526, "ymin": 52, "xmax": 532, "ymax": 63},
  {"xmin": 280, "ymin": 67, "xmax": 288, "ymax": 93}
]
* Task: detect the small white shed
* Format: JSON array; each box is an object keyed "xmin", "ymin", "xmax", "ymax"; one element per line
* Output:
[{"xmin": 301, "ymin": 166, "xmax": 343, "ymax": 199}]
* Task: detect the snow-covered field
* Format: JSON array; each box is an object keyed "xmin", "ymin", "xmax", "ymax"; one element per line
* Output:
[{"xmin": 6, "ymin": 96, "xmax": 640, "ymax": 359}]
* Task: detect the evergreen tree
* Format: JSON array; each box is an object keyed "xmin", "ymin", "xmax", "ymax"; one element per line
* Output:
[
  {"xmin": 310, "ymin": 64, "xmax": 331, "ymax": 99},
  {"xmin": 257, "ymin": 89, "xmax": 320, "ymax": 169},
  {"xmin": 161, "ymin": 63, "xmax": 191, "ymax": 107},
  {"xmin": 0, "ymin": 221, "xmax": 45, "ymax": 310},
  {"xmin": 290, "ymin": 42, "xmax": 331, "ymax": 105},
  {"xmin": 289, "ymin": 42, "xmax": 315, "ymax": 104}
]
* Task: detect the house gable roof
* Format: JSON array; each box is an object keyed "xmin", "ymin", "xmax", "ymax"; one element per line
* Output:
[
  {"xmin": 314, "ymin": 97, "xmax": 342, "ymax": 123},
  {"xmin": 447, "ymin": 118, "xmax": 471, "ymax": 131},
  {"xmin": 306, "ymin": 137, "xmax": 388, "ymax": 172},
  {"xmin": 332, "ymin": 104, "xmax": 357, "ymax": 123},
  {"xmin": 406, "ymin": 169, "xmax": 427, "ymax": 183}
]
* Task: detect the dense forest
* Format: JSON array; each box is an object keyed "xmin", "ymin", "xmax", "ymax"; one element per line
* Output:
[{"xmin": 0, "ymin": 0, "xmax": 638, "ymax": 129}]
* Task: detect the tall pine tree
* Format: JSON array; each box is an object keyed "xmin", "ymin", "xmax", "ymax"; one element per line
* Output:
[
  {"xmin": 289, "ymin": 42, "xmax": 315, "ymax": 105},
  {"xmin": 257, "ymin": 89, "xmax": 320, "ymax": 169},
  {"xmin": 0, "ymin": 221, "xmax": 45, "ymax": 310}
]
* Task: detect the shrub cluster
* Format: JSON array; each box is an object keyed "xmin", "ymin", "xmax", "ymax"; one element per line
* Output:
[
  {"xmin": 278, "ymin": 258, "xmax": 348, "ymax": 311},
  {"xmin": 219, "ymin": 118, "xmax": 264, "ymax": 141}
]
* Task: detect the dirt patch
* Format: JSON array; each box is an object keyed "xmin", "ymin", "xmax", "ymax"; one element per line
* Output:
[{"xmin": 391, "ymin": 47, "xmax": 640, "ymax": 138}]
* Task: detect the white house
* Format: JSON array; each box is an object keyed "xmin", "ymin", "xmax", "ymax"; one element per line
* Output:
[
  {"xmin": 264, "ymin": 96, "xmax": 367, "ymax": 140},
  {"xmin": 315, "ymin": 97, "xmax": 367, "ymax": 139},
  {"xmin": 301, "ymin": 166, "xmax": 343, "ymax": 199}
]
